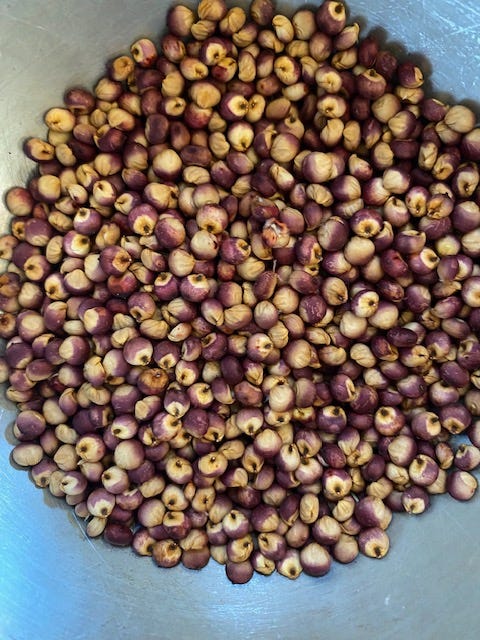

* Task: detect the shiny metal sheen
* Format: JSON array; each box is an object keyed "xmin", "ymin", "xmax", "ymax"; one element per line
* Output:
[{"xmin": 1, "ymin": 2, "xmax": 480, "ymax": 639}]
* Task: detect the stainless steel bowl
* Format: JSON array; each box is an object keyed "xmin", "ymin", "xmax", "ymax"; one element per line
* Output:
[{"xmin": 1, "ymin": 2, "xmax": 479, "ymax": 638}]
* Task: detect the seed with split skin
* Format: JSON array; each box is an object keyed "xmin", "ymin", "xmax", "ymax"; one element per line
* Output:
[
  {"xmin": 24, "ymin": 137, "xmax": 55, "ymax": 162},
  {"xmin": 100, "ymin": 464, "xmax": 130, "ymax": 494},
  {"xmin": 227, "ymin": 533, "xmax": 254, "ymax": 563},
  {"xmin": 276, "ymin": 548, "xmax": 303, "ymax": 580},
  {"xmin": 152, "ymin": 149, "xmax": 183, "ymax": 180},
  {"xmin": 86, "ymin": 488, "xmax": 115, "ymax": 517},
  {"xmin": 113, "ymin": 439, "xmax": 145, "ymax": 470},
  {"xmin": 222, "ymin": 509, "xmax": 250, "ymax": 539},
  {"xmin": 11, "ymin": 443, "xmax": 43, "ymax": 467},
  {"xmin": 130, "ymin": 38, "xmax": 158, "ymax": 67},
  {"xmin": 75, "ymin": 434, "xmax": 106, "ymax": 463},
  {"xmin": 60, "ymin": 471, "xmax": 88, "ymax": 496},
  {"xmin": 31, "ymin": 459, "xmax": 58, "ymax": 488},
  {"xmin": 447, "ymin": 470, "xmax": 478, "ymax": 501},
  {"xmin": 401, "ymin": 486, "xmax": 430, "ymax": 514},
  {"xmin": 358, "ymin": 527, "xmax": 390, "ymax": 559},
  {"xmin": 300, "ymin": 542, "xmax": 332, "ymax": 577},
  {"xmin": 197, "ymin": 451, "xmax": 228, "ymax": 477},
  {"xmin": 132, "ymin": 529, "xmax": 157, "ymax": 557},
  {"xmin": 44, "ymin": 107, "xmax": 76, "ymax": 132},
  {"xmin": 322, "ymin": 468, "xmax": 353, "ymax": 501},
  {"xmin": 99, "ymin": 245, "xmax": 132, "ymax": 276},
  {"xmin": 122, "ymin": 337, "xmax": 153, "ymax": 366},
  {"xmin": 36, "ymin": 175, "xmax": 61, "ymax": 203},
  {"xmin": 246, "ymin": 333, "xmax": 274, "ymax": 362},
  {"xmin": 153, "ymin": 539, "xmax": 182, "ymax": 568},
  {"xmin": 189, "ymin": 81, "xmax": 222, "ymax": 108},
  {"xmin": 86, "ymin": 517, "xmax": 107, "ymax": 538},
  {"xmin": 219, "ymin": 92, "xmax": 249, "ymax": 120}
]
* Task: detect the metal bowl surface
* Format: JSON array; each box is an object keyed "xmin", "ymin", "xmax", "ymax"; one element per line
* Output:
[{"xmin": 1, "ymin": 2, "xmax": 479, "ymax": 639}]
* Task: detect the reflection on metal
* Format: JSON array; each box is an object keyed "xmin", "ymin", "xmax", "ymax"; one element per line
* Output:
[{"xmin": 1, "ymin": 2, "xmax": 479, "ymax": 639}]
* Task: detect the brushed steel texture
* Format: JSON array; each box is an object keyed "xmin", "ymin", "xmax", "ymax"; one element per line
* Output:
[{"xmin": 1, "ymin": 2, "xmax": 479, "ymax": 639}]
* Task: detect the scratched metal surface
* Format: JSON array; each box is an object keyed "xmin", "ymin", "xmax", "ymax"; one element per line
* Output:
[{"xmin": 1, "ymin": 2, "xmax": 480, "ymax": 639}]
